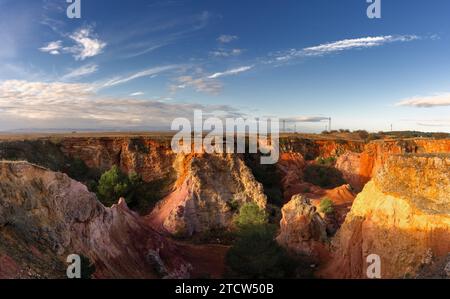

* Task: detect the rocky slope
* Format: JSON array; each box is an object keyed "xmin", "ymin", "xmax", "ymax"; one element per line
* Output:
[
  {"xmin": 0, "ymin": 161, "xmax": 190, "ymax": 279},
  {"xmin": 148, "ymin": 153, "xmax": 267, "ymax": 236},
  {"xmin": 319, "ymin": 154, "xmax": 450, "ymax": 279}
]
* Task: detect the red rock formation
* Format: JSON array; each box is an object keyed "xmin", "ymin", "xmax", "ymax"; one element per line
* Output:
[
  {"xmin": 60, "ymin": 137, "xmax": 175, "ymax": 182},
  {"xmin": 148, "ymin": 153, "xmax": 267, "ymax": 236},
  {"xmin": 280, "ymin": 138, "xmax": 365, "ymax": 160},
  {"xmin": 276, "ymin": 195, "xmax": 329, "ymax": 262},
  {"xmin": 336, "ymin": 138, "xmax": 450, "ymax": 191},
  {"xmin": 0, "ymin": 161, "xmax": 189, "ymax": 279},
  {"xmin": 278, "ymin": 152, "xmax": 307, "ymax": 201},
  {"xmin": 319, "ymin": 154, "xmax": 450, "ymax": 279}
]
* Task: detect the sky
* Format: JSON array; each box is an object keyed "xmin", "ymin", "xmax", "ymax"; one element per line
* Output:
[{"xmin": 0, "ymin": 0, "xmax": 449, "ymax": 132}]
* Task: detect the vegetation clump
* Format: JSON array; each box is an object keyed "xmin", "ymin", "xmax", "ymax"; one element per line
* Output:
[
  {"xmin": 226, "ymin": 203, "xmax": 294, "ymax": 278},
  {"xmin": 96, "ymin": 165, "xmax": 172, "ymax": 214},
  {"xmin": 303, "ymin": 164, "xmax": 346, "ymax": 189},
  {"xmin": 319, "ymin": 198, "xmax": 334, "ymax": 215}
]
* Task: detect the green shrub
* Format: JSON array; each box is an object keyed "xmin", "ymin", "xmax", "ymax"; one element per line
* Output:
[
  {"xmin": 226, "ymin": 204, "xmax": 295, "ymax": 278},
  {"xmin": 316, "ymin": 156, "xmax": 336, "ymax": 167},
  {"xmin": 319, "ymin": 198, "xmax": 334, "ymax": 214},
  {"xmin": 226, "ymin": 223, "xmax": 294, "ymax": 278},
  {"xmin": 96, "ymin": 166, "xmax": 173, "ymax": 214},
  {"xmin": 354, "ymin": 130, "xmax": 370, "ymax": 140},
  {"xmin": 303, "ymin": 164, "xmax": 346, "ymax": 189},
  {"xmin": 232, "ymin": 203, "xmax": 267, "ymax": 230}
]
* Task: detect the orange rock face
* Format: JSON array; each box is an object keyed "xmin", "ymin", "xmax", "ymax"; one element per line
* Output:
[
  {"xmin": 148, "ymin": 153, "xmax": 267, "ymax": 236},
  {"xmin": 280, "ymin": 138, "xmax": 365, "ymax": 160},
  {"xmin": 319, "ymin": 154, "xmax": 450, "ymax": 279},
  {"xmin": 336, "ymin": 138, "xmax": 450, "ymax": 191},
  {"xmin": 276, "ymin": 195, "xmax": 329, "ymax": 262},
  {"xmin": 60, "ymin": 137, "xmax": 175, "ymax": 182}
]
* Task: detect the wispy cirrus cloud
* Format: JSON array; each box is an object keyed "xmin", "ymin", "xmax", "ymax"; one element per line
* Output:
[
  {"xmin": 272, "ymin": 35, "xmax": 420, "ymax": 62},
  {"xmin": 110, "ymin": 11, "xmax": 213, "ymax": 59},
  {"xmin": 170, "ymin": 65, "xmax": 253, "ymax": 95},
  {"xmin": 303, "ymin": 35, "xmax": 419, "ymax": 56},
  {"xmin": 101, "ymin": 65, "xmax": 180, "ymax": 88},
  {"xmin": 208, "ymin": 66, "xmax": 253, "ymax": 79},
  {"xmin": 62, "ymin": 64, "xmax": 98, "ymax": 81},
  {"xmin": 395, "ymin": 93, "xmax": 450, "ymax": 107}
]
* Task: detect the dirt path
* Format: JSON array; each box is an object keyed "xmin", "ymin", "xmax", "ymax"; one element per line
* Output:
[{"xmin": 175, "ymin": 242, "xmax": 230, "ymax": 279}]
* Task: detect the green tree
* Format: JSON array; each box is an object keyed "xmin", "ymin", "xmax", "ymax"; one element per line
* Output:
[
  {"xmin": 96, "ymin": 166, "xmax": 172, "ymax": 214},
  {"xmin": 97, "ymin": 166, "xmax": 131, "ymax": 207}
]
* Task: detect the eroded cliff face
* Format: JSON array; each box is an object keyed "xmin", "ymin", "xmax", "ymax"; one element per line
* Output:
[
  {"xmin": 148, "ymin": 153, "xmax": 267, "ymax": 236},
  {"xmin": 59, "ymin": 137, "xmax": 175, "ymax": 182},
  {"xmin": 336, "ymin": 139, "xmax": 450, "ymax": 191},
  {"xmin": 0, "ymin": 161, "xmax": 190, "ymax": 279},
  {"xmin": 280, "ymin": 138, "xmax": 365, "ymax": 160},
  {"xmin": 319, "ymin": 154, "xmax": 450, "ymax": 279}
]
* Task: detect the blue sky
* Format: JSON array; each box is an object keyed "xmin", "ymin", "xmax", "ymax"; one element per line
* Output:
[{"xmin": 0, "ymin": 0, "xmax": 449, "ymax": 132}]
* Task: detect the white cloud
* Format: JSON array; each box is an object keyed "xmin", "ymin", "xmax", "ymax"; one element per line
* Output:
[
  {"xmin": 211, "ymin": 48, "xmax": 243, "ymax": 57},
  {"xmin": 395, "ymin": 93, "xmax": 450, "ymax": 108},
  {"xmin": 172, "ymin": 76, "xmax": 222, "ymax": 95},
  {"xmin": 282, "ymin": 116, "xmax": 330, "ymax": 123},
  {"xmin": 130, "ymin": 92, "xmax": 144, "ymax": 96},
  {"xmin": 101, "ymin": 65, "xmax": 180, "ymax": 88},
  {"xmin": 40, "ymin": 27, "xmax": 106, "ymax": 60},
  {"xmin": 62, "ymin": 64, "xmax": 98, "ymax": 81},
  {"xmin": 208, "ymin": 66, "xmax": 253, "ymax": 79},
  {"xmin": 0, "ymin": 80, "xmax": 242, "ymax": 129},
  {"xmin": 171, "ymin": 66, "xmax": 252, "ymax": 95},
  {"xmin": 273, "ymin": 35, "xmax": 419, "ymax": 62},
  {"xmin": 417, "ymin": 121, "xmax": 450, "ymax": 127},
  {"xmin": 218, "ymin": 35, "xmax": 238, "ymax": 43},
  {"xmin": 39, "ymin": 41, "xmax": 63, "ymax": 55},
  {"xmin": 64, "ymin": 27, "xmax": 106, "ymax": 61},
  {"xmin": 303, "ymin": 35, "xmax": 418, "ymax": 56}
]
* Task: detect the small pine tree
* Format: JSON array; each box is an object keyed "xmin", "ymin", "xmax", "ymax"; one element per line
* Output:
[{"xmin": 97, "ymin": 166, "xmax": 130, "ymax": 207}]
